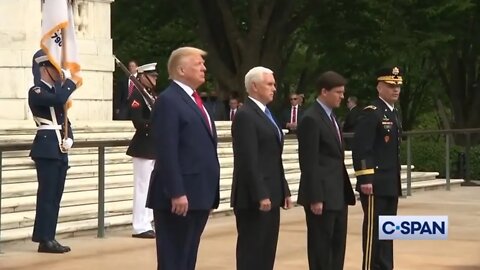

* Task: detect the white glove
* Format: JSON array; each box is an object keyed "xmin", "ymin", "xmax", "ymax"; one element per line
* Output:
[
  {"xmin": 62, "ymin": 68, "xmax": 72, "ymax": 80},
  {"xmin": 62, "ymin": 138, "xmax": 74, "ymax": 150}
]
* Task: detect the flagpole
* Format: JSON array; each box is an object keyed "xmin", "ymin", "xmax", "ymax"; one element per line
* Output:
[{"xmin": 61, "ymin": 26, "xmax": 69, "ymax": 144}]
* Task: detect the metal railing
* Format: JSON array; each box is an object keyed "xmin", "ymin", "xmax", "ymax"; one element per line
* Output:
[
  {"xmin": 0, "ymin": 140, "xmax": 131, "ymax": 253},
  {"xmin": 402, "ymin": 128, "xmax": 480, "ymax": 195},
  {"xmin": 0, "ymin": 129, "xmax": 478, "ymax": 252}
]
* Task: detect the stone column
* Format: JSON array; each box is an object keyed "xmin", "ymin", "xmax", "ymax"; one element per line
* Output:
[{"xmin": 0, "ymin": 0, "xmax": 115, "ymax": 121}]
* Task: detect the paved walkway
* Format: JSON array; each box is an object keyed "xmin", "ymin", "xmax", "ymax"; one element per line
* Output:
[{"xmin": 1, "ymin": 187, "xmax": 479, "ymax": 270}]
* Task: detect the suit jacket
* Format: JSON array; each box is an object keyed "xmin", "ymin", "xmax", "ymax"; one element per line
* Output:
[
  {"xmin": 297, "ymin": 101, "xmax": 356, "ymax": 210},
  {"xmin": 126, "ymin": 89, "xmax": 156, "ymax": 159},
  {"xmin": 28, "ymin": 80, "xmax": 76, "ymax": 160},
  {"xmin": 205, "ymin": 100, "xmax": 227, "ymax": 121},
  {"xmin": 146, "ymin": 81, "xmax": 220, "ymax": 210},
  {"xmin": 352, "ymin": 98, "xmax": 402, "ymax": 196},
  {"xmin": 342, "ymin": 105, "xmax": 361, "ymax": 133},
  {"xmin": 230, "ymin": 98, "xmax": 291, "ymax": 209},
  {"xmin": 114, "ymin": 77, "xmax": 131, "ymax": 120},
  {"xmin": 281, "ymin": 106, "xmax": 303, "ymax": 133}
]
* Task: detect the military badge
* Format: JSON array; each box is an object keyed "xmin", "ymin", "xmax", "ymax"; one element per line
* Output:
[
  {"xmin": 33, "ymin": 87, "xmax": 41, "ymax": 94},
  {"xmin": 131, "ymin": 100, "xmax": 140, "ymax": 109},
  {"xmin": 384, "ymin": 135, "xmax": 390, "ymax": 143},
  {"xmin": 392, "ymin": 67, "xmax": 400, "ymax": 76}
]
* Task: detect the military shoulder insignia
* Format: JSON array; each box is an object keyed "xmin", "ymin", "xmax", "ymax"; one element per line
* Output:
[
  {"xmin": 131, "ymin": 100, "xmax": 140, "ymax": 109},
  {"xmin": 363, "ymin": 105, "xmax": 377, "ymax": 110},
  {"xmin": 32, "ymin": 87, "xmax": 41, "ymax": 94}
]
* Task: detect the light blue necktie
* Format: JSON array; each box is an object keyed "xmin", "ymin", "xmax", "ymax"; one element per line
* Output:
[{"xmin": 265, "ymin": 107, "xmax": 282, "ymax": 139}]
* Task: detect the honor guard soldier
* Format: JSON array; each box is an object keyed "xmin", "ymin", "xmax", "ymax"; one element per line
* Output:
[
  {"xmin": 352, "ymin": 66, "xmax": 403, "ymax": 270},
  {"xmin": 29, "ymin": 51, "xmax": 77, "ymax": 253},
  {"xmin": 126, "ymin": 63, "xmax": 158, "ymax": 238}
]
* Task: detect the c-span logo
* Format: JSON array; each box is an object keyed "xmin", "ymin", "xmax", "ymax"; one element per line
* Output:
[{"xmin": 379, "ymin": 216, "xmax": 448, "ymax": 240}]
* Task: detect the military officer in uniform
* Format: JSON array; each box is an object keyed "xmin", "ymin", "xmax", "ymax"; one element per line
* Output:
[
  {"xmin": 352, "ymin": 66, "xmax": 403, "ymax": 270},
  {"xmin": 126, "ymin": 63, "xmax": 158, "ymax": 238},
  {"xmin": 29, "ymin": 51, "xmax": 77, "ymax": 253}
]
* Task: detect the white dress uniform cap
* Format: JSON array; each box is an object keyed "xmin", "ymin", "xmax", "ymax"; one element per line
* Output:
[{"xmin": 137, "ymin": 63, "xmax": 158, "ymax": 74}]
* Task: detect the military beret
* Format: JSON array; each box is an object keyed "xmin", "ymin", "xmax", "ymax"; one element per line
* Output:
[{"xmin": 377, "ymin": 66, "xmax": 403, "ymax": 85}]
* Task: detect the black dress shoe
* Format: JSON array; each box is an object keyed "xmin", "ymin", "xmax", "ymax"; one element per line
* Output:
[
  {"xmin": 132, "ymin": 230, "xmax": 155, "ymax": 239},
  {"xmin": 38, "ymin": 240, "xmax": 65, "ymax": 254},
  {"xmin": 53, "ymin": 239, "xmax": 71, "ymax": 252}
]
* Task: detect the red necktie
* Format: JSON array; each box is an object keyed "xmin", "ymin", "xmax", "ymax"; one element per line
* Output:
[
  {"xmin": 192, "ymin": 90, "xmax": 211, "ymax": 132},
  {"xmin": 292, "ymin": 106, "xmax": 297, "ymax": 123},
  {"xmin": 230, "ymin": 109, "xmax": 235, "ymax": 121},
  {"xmin": 128, "ymin": 80, "xmax": 134, "ymax": 97}
]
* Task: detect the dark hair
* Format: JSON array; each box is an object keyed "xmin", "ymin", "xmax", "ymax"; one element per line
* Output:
[{"xmin": 316, "ymin": 71, "xmax": 347, "ymax": 92}]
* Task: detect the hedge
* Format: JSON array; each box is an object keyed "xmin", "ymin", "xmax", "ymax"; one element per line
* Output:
[{"xmin": 399, "ymin": 138, "xmax": 480, "ymax": 180}]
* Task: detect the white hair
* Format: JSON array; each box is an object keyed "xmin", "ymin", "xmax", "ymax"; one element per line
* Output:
[{"xmin": 244, "ymin": 66, "xmax": 273, "ymax": 93}]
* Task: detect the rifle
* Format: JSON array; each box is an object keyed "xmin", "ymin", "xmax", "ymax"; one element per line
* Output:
[{"xmin": 113, "ymin": 55, "xmax": 156, "ymax": 111}]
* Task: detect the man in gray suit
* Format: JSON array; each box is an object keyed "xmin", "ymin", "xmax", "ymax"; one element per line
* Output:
[{"xmin": 297, "ymin": 71, "xmax": 356, "ymax": 270}]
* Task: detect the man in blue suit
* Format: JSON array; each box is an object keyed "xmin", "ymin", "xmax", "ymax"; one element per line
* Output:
[
  {"xmin": 29, "ymin": 51, "xmax": 77, "ymax": 253},
  {"xmin": 147, "ymin": 47, "xmax": 220, "ymax": 270}
]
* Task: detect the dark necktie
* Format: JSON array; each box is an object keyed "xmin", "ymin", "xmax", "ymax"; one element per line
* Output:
[
  {"xmin": 230, "ymin": 109, "xmax": 235, "ymax": 121},
  {"xmin": 330, "ymin": 113, "xmax": 342, "ymax": 145},
  {"xmin": 191, "ymin": 90, "xmax": 211, "ymax": 133}
]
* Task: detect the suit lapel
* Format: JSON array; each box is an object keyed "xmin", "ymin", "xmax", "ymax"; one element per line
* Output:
[
  {"xmin": 172, "ymin": 82, "xmax": 217, "ymax": 144},
  {"xmin": 314, "ymin": 102, "xmax": 343, "ymax": 152},
  {"xmin": 246, "ymin": 98, "xmax": 283, "ymax": 144}
]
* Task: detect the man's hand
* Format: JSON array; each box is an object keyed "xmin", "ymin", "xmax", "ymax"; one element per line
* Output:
[
  {"xmin": 360, "ymin": 184, "xmax": 373, "ymax": 195},
  {"xmin": 171, "ymin": 195, "xmax": 188, "ymax": 216},
  {"xmin": 310, "ymin": 202, "xmax": 323, "ymax": 215},
  {"xmin": 259, "ymin": 198, "xmax": 271, "ymax": 212},
  {"xmin": 282, "ymin": 196, "xmax": 293, "ymax": 210}
]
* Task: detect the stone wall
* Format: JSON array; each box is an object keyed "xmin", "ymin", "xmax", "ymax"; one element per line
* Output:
[{"xmin": 0, "ymin": 0, "xmax": 115, "ymax": 121}]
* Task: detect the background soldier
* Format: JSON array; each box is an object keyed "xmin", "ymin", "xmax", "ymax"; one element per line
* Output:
[
  {"xmin": 352, "ymin": 66, "xmax": 403, "ymax": 270},
  {"xmin": 29, "ymin": 51, "xmax": 77, "ymax": 253},
  {"xmin": 126, "ymin": 63, "xmax": 158, "ymax": 238}
]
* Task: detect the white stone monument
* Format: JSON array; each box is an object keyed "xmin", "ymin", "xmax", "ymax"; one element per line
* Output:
[{"xmin": 0, "ymin": 0, "xmax": 115, "ymax": 121}]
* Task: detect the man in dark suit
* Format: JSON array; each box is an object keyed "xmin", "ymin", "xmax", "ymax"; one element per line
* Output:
[
  {"xmin": 126, "ymin": 63, "xmax": 158, "ymax": 239},
  {"xmin": 352, "ymin": 66, "xmax": 403, "ymax": 270},
  {"xmin": 114, "ymin": 60, "xmax": 138, "ymax": 120},
  {"xmin": 231, "ymin": 66, "xmax": 292, "ymax": 270},
  {"xmin": 297, "ymin": 71, "xmax": 356, "ymax": 270},
  {"xmin": 227, "ymin": 96, "xmax": 240, "ymax": 121},
  {"xmin": 204, "ymin": 90, "xmax": 227, "ymax": 121},
  {"xmin": 146, "ymin": 47, "xmax": 220, "ymax": 270},
  {"xmin": 29, "ymin": 51, "xmax": 78, "ymax": 253},
  {"xmin": 281, "ymin": 93, "xmax": 303, "ymax": 134},
  {"xmin": 342, "ymin": 96, "xmax": 361, "ymax": 150}
]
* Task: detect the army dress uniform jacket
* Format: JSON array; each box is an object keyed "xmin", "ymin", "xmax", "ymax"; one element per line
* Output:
[
  {"xmin": 126, "ymin": 89, "xmax": 156, "ymax": 159},
  {"xmin": 28, "ymin": 80, "xmax": 76, "ymax": 160},
  {"xmin": 352, "ymin": 98, "xmax": 402, "ymax": 197}
]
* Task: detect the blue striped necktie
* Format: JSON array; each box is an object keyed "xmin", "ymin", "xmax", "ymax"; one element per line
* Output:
[{"xmin": 264, "ymin": 107, "xmax": 281, "ymax": 139}]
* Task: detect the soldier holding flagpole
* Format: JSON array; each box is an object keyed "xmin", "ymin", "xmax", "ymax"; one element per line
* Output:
[{"xmin": 29, "ymin": 0, "xmax": 82, "ymax": 253}]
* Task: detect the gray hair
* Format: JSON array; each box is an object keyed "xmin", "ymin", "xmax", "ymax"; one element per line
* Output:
[{"xmin": 244, "ymin": 66, "xmax": 273, "ymax": 93}]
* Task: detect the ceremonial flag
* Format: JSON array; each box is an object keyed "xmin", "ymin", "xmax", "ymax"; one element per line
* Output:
[{"xmin": 40, "ymin": 0, "xmax": 82, "ymax": 87}]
